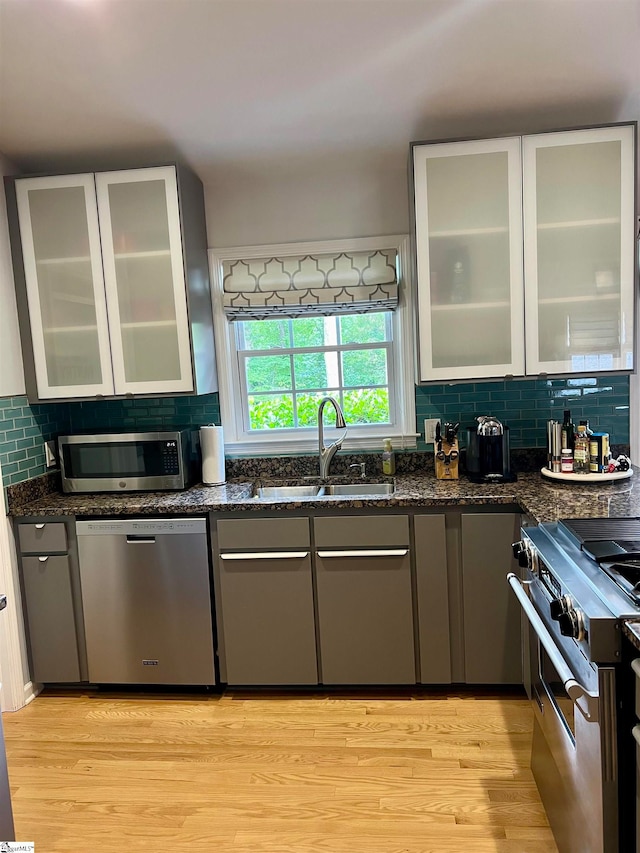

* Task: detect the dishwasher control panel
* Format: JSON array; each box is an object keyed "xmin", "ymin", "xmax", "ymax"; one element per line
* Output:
[{"xmin": 76, "ymin": 518, "xmax": 207, "ymax": 536}]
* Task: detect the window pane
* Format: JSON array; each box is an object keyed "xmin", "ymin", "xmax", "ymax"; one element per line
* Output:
[
  {"xmin": 343, "ymin": 388, "xmax": 390, "ymax": 424},
  {"xmin": 292, "ymin": 317, "xmax": 328, "ymax": 348},
  {"xmin": 248, "ymin": 394, "xmax": 294, "ymax": 429},
  {"xmin": 293, "ymin": 352, "xmax": 339, "ymax": 390},
  {"xmin": 342, "ymin": 348, "xmax": 388, "ymax": 387},
  {"xmin": 245, "ymin": 355, "xmax": 292, "ymax": 392},
  {"xmin": 295, "ymin": 391, "xmax": 330, "ymax": 427},
  {"xmin": 340, "ymin": 312, "xmax": 388, "ymax": 344},
  {"xmin": 242, "ymin": 319, "xmax": 290, "ymax": 350}
]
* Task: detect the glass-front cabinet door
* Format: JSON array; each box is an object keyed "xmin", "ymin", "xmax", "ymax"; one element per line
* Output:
[
  {"xmin": 95, "ymin": 166, "xmax": 194, "ymax": 395},
  {"xmin": 413, "ymin": 137, "xmax": 525, "ymax": 381},
  {"xmin": 15, "ymin": 174, "xmax": 115, "ymax": 398},
  {"xmin": 523, "ymin": 125, "xmax": 636, "ymax": 374}
]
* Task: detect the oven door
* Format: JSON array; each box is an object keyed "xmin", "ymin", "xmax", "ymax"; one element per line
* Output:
[{"xmin": 508, "ymin": 573, "xmax": 618, "ymax": 853}]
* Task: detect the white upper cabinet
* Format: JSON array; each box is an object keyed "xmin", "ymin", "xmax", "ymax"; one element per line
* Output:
[
  {"xmin": 413, "ymin": 137, "xmax": 525, "ymax": 381},
  {"xmin": 96, "ymin": 168, "xmax": 194, "ymax": 395},
  {"xmin": 9, "ymin": 165, "xmax": 216, "ymax": 401},
  {"xmin": 15, "ymin": 174, "xmax": 115, "ymax": 398},
  {"xmin": 523, "ymin": 125, "xmax": 636, "ymax": 375},
  {"xmin": 412, "ymin": 124, "xmax": 636, "ymax": 381}
]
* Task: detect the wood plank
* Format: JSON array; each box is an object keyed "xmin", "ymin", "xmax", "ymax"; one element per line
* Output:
[{"xmin": 3, "ymin": 690, "xmax": 557, "ymax": 852}]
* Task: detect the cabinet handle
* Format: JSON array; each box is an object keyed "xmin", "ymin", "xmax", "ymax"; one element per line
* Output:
[
  {"xmin": 35, "ymin": 523, "xmax": 46, "ymax": 530},
  {"xmin": 220, "ymin": 551, "xmax": 309, "ymax": 561},
  {"xmin": 38, "ymin": 556, "xmax": 49, "ymax": 563},
  {"xmin": 316, "ymin": 549, "xmax": 409, "ymax": 558}
]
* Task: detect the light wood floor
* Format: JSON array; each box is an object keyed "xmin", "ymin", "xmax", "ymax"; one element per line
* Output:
[{"xmin": 3, "ymin": 688, "xmax": 557, "ymax": 852}]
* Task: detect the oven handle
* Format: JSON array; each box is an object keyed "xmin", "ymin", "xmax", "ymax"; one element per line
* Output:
[{"xmin": 507, "ymin": 573, "xmax": 599, "ymax": 722}]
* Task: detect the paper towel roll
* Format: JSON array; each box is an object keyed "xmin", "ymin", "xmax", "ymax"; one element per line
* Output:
[{"xmin": 200, "ymin": 425, "xmax": 225, "ymax": 485}]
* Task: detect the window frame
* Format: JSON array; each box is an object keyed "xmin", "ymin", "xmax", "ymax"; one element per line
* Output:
[{"xmin": 209, "ymin": 235, "xmax": 417, "ymax": 455}]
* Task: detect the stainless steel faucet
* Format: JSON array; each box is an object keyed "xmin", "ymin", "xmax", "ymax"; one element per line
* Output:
[{"xmin": 318, "ymin": 396, "xmax": 347, "ymax": 479}]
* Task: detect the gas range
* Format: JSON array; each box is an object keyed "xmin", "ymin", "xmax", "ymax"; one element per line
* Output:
[
  {"xmin": 517, "ymin": 519, "xmax": 640, "ymax": 665},
  {"xmin": 511, "ymin": 518, "xmax": 640, "ymax": 853}
]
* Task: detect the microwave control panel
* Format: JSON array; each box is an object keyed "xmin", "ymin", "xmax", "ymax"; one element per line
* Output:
[{"xmin": 161, "ymin": 440, "xmax": 180, "ymax": 474}]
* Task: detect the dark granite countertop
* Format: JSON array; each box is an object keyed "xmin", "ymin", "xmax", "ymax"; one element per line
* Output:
[{"xmin": 6, "ymin": 466, "xmax": 639, "ymax": 525}]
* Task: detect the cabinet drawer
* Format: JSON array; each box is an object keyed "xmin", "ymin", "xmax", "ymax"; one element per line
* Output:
[
  {"xmin": 314, "ymin": 515, "xmax": 409, "ymax": 548},
  {"xmin": 217, "ymin": 517, "xmax": 310, "ymax": 551},
  {"xmin": 18, "ymin": 521, "xmax": 67, "ymax": 554}
]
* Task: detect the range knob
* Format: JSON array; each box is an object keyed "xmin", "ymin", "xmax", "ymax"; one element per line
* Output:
[
  {"xmin": 549, "ymin": 595, "xmax": 573, "ymax": 621},
  {"xmin": 557, "ymin": 608, "xmax": 586, "ymax": 641},
  {"xmin": 512, "ymin": 540, "xmax": 531, "ymax": 569}
]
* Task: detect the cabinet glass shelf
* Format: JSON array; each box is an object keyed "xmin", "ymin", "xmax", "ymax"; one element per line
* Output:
[
  {"xmin": 431, "ymin": 300, "xmax": 510, "ymax": 312},
  {"xmin": 36, "ymin": 255, "xmax": 91, "ymax": 265},
  {"xmin": 537, "ymin": 217, "xmax": 620, "ymax": 230},
  {"xmin": 428, "ymin": 225, "xmax": 509, "ymax": 238},
  {"xmin": 43, "ymin": 325, "xmax": 98, "ymax": 334},
  {"xmin": 538, "ymin": 293, "xmax": 619, "ymax": 305},
  {"xmin": 120, "ymin": 320, "xmax": 178, "ymax": 329},
  {"xmin": 114, "ymin": 249, "xmax": 172, "ymax": 260}
]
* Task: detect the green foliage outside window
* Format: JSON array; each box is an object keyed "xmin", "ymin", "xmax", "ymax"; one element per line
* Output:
[{"xmin": 240, "ymin": 313, "xmax": 392, "ymax": 431}]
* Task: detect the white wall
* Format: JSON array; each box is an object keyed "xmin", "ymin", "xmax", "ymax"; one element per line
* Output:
[
  {"xmin": 202, "ymin": 149, "xmax": 409, "ymax": 248},
  {"xmin": 0, "ymin": 153, "xmax": 31, "ymax": 711},
  {"xmin": 0, "ymin": 153, "xmax": 25, "ymax": 397}
]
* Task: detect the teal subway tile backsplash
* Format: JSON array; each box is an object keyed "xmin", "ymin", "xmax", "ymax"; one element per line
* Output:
[
  {"xmin": 0, "ymin": 375, "xmax": 630, "ymax": 488},
  {"xmin": 0, "ymin": 392, "xmax": 221, "ymax": 488},
  {"xmin": 0, "ymin": 395, "xmax": 70, "ymax": 487},
  {"xmin": 414, "ymin": 374, "xmax": 629, "ymax": 451},
  {"xmin": 65, "ymin": 393, "xmax": 221, "ymax": 433}
]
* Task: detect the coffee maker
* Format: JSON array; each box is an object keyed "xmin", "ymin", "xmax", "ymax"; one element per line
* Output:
[{"xmin": 465, "ymin": 416, "xmax": 516, "ymax": 483}]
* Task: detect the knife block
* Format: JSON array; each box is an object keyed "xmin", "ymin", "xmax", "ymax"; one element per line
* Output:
[{"xmin": 435, "ymin": 438, "xmax": 459, "ymax": 480}]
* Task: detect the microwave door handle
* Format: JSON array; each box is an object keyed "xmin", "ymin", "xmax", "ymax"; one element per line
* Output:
[{"xmin": 507, "ymin": 573, "xmax": 599, "ymax": 722}]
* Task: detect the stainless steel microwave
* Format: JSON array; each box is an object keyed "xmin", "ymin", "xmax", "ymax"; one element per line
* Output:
[{"xmin": 59, "ymin": 430, "xmax": 194, "ymax": 493}]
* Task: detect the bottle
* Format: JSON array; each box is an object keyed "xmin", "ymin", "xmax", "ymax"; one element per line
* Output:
[
  {"xmin": 561, "ymin": 410, "xmax": 574, "ymax": 452},
  {"xmin": 451, "ymin": 261, "xmax": 469, "ymax": 303},
  {"xmin": 560, "ymin": 410, "xmax": 574, "ymax": 472},
  {"xmin": 573, "ymin": 425, "xmax": 590, "ymax": 474},
  {"xmin": 448, "ymin": 246, "xmax": 469, "ymax": 304},
  {"xmin": 579, "ymin": 419, "xmax": 592, "ymax": 436},
  {"xmin": 382, "ymin": 439, "xmax": 396, "ymax": 475}
]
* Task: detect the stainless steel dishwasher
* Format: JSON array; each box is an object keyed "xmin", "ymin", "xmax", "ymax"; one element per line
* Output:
[{"xmin": 76, "ymin": 518, "xmax": 215, "ymax": 685}]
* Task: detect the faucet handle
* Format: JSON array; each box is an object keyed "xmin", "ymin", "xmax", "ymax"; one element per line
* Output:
[{"xmin": 350, "ymin": 462, "xmax": 366, "ymax": 479}]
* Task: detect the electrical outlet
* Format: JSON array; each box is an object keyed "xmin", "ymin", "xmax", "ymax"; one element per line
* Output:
[
  {"xmin": 424, "ymin": 419, "xmax": 440, "ymax": 444},
  {"xmin": 44, "ymin": 439, "xmax": 57, "ymax": 468}
]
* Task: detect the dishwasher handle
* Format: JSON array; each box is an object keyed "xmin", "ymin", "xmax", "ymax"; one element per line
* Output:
[{"xmin": 126, "ymin": 535, "xmax": 156, "ymax": 544}]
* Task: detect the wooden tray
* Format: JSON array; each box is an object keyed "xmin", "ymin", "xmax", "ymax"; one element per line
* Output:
[{"xmin": 540, "ymin": 467, "xmax": 633, "ymax": 484}]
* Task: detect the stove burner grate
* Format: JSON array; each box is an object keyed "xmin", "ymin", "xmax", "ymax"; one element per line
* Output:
[{"xmin": 560, "ymin": 518, "xmax": 640, "ymax": 543}]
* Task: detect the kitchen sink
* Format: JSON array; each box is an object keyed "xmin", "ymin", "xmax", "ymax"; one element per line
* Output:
[
  {"xmin": 253, "ymin": 481, "xmax": 395, "ymax": 499},
  {"xmin": 254, "ymin": 485, "xmax": 326, "ymax": 499},
  {"xmin": 325, "ymin": 483, "xmax": 395, "ymax": 496}
]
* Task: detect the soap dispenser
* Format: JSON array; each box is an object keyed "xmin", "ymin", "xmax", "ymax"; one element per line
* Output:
[{"xmin": 382, "ymin": 439, "xmax": 396, "ymax": 475}]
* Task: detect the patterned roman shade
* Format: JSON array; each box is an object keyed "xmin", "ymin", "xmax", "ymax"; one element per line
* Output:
[{"xmin": 222, "ymin": 248, "xmax": 398, "ymax": 320}]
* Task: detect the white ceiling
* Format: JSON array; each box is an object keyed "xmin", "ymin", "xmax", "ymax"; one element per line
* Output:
[{"xmin": 1, "ymin": 0, "xmax": 639, "ymax": 177}]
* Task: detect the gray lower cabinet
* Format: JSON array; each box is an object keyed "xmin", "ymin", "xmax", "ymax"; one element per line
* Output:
[
  {"xmin": 314, "ymin": 515, "xmax": 415, "ymax": 685},
  {"xmin": 414, "ymin": 514, "xmax": 451, "ymax": 683},
  {"xmin": 461, "ymin": 512, "xmax": 522, "ymax": 684},
  {"xmin": 215, "ymin": 518, "xmax": 318, "ymax": 685},
  {"xmin": 16, "ymin": 518, "xmax": 84, "ymax": 683}
]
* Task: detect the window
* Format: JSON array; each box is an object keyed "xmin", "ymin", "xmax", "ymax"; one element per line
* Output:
[{"xmin": 210, "ymin": 236, "xmax": 416, "ymax": 454}]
